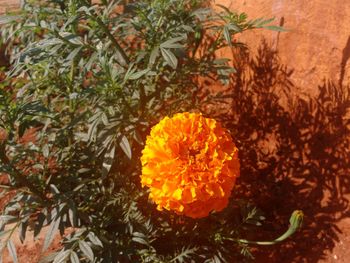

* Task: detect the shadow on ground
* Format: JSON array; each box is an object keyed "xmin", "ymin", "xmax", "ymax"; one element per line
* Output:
[{"xmin": 205, "ymin": 40, "xmax": 350, "ymax": 262}]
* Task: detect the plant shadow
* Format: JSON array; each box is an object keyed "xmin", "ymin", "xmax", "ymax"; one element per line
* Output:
[{"xmin": 205, "ymin": 39, "xmax": 350, "ymax": 262}]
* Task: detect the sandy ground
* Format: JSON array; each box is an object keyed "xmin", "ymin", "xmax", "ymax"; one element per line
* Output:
[
  {"xmin": 218, "ymin": 1, "xmax": 350, "ymax": 262},
  {"xmin": 0, "ymin": 0, "xmax": 19, "ymax": 14}
]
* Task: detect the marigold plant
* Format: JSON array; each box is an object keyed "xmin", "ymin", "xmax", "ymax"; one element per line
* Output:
[
  {"xmin": 0, "ymin": 1, "xmax": 301, "ymax": 262},
  {"xmin": 141, "ymin": 112, "xmax": 240, "ymax": 218}
]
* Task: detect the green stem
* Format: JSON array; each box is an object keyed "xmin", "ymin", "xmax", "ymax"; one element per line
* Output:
[
  {"xmin": 225, "ymin": 210, "xmax": 304, "ymax": 246},
  {"xmin": 78, "ymin": 0, "xmax": 129, "ymax": 65},
  {"xmin": 0, "ymin": 221, "xmax": 21, "ymax": 255},
  {"xmin": 93, "ymin": 16, "xmax": 129, "ymax": 65},
  {"xmin": 79, "ymin": 0, "xmax": 129, "ymax": 66}
]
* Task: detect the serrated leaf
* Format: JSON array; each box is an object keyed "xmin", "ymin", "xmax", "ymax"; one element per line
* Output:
[
  {"xmin": 262, "ymin": 25, "xmax": 286, "ymax": 32},
  {"xmin": 102, "ymin": 143, "xmax": 116, "ymax": 176},
  {"xmin": 70, "ymin": 251, "xmax": 80, "ymax": 263},
  {"xmin": 193, "ymin": 8, "xmax": 211, "ymax": 20},
  {"xmin": 171, "ymin": 246, "xmax": 198, "ymax": 263},
  {"xmin": 0, "ymin": 215, "xmax": 17, "ymax": 224},
  {"xmin": 68, "ymin": 206, "xmax": 78, "ymax": 227},
  {"xmin": 19, "ymin": 221, "xmax": 28, "ymax": 243},
  {"xmin": 182, "ymin": 25, "xmax": 194, "ymax": 32},
  {"xmin": 227, "ymin": 23, "xmax": 241, "ymax": 32},
  {"xmin": 77, "ymin": 168, "xmax": 90, "ymax": 174},
  {"xmin": 53, "ymin": 249, "xmax": 70, "ymax": 263},
  {"xmin": 42, "ymin": 144, "xmax": 49, "ymax": 158},
  {"xmin": 88, "ymin": 232, "xmax": 103, "ymax": 247},
  {"xmin": 66, "ymin": 47, "xmax": 82, "ymax": 62},
  {"xmin": 32, "ymin": 163, "xmax": 44, "ymax": 170},
  {"xmin": 34, "ymin": 213, "xmax": 46, "ymax": 238},
  {"xmin": 59, "ymin": 32, "xmax": 83, "ymax": 46},
  {"xmin": 79, "ymin": 241, "xmax": 94, "ymax": 261},
  {"xmin": 50, "ymin": 184, "xmax": 60, "ymax": 194},
  {"xmin": 161, "ymin": 48, "xmax": 178, "ymax": 69},
  {"xmin": 256, "ymin": 17, "xmax": 275, "ymax": 26},
  {"xmin": 7, "ymin": 240, "xmax": 18, "ymax": 263},
  {"xmin": 0, "ymin": 229, "xmax": 11, "ymax": 239},
  {"xmin": 223, "ymin": 25, "xmax": 231, "ymax": 46},
  {"xmin": 214, "ymin": 58, "xmax": 230, "ymax": 64},
  {"xmin": 0, "ymin": 15, "xmax": 22, "ymax": 25},
  {"xmin": 38, "ymin": 252, "xmax": 59, "ymax": 263},
  {"xmin": 133, "ymin": 232, "xmax": 146, "ymax": 238},
  {"xmin": 129, "ymin": 68, "xmax": 150, "ymax": 80},
  {"xmin": 42, "ymin": 216, "xmax": 61, "ymax": 252},
  {"xmin": 160, "ymin": 36, "xmax": 185, "ymax": 49},
  {"xmin": 149, "ymin": 46, "xmax": 159, "ymax": 65},
  {"xmin": 213, "ymin": 255, "xmax": 221, "ymax": 263},
  {"xmin": 101, "ymin": 112, "xmax": 109, "ymax": 125},
  {"xmin": 37, "ymin": 38, "xmax": 63, "ymax": 49},
  {"xmin": 85, "ymin": 51, "xmax": 98, "ymax": 70},
  {"xmin": 119, "ymin": 135, "xmax": 132, "ymax": 159},
  {"xmin": 132, "ymin": 237, "xmax": 149, "ymax": 246}
]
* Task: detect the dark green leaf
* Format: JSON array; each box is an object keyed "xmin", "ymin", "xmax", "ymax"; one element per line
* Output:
[
  {"xmin": 160, "ymin": 36, "xmax": 185, "ymax": 49},
  {"xmin": 70, "ymin": 251, "xmax": 80, "ymax": 263},
  {"xmin": 0, "ymin": 15, "xmax": 22, "ymax": 25},
  {"xmin": 38, "ymin": 252, "xmax": 59, "ymax": 263},
  {"xmin": 223, "ymin": 26, "xmax": 231, "ymax": 45},
  {"xmin": 119, "ymin": 135, "xmax": 132, "ymax": 159},
  {"xmin": 42, "ymin": 144, "xmax": 49, "ymax": 158},
  {"xmin": 7, "ymin": 240, "xmax": 18, "ymax": 263},
  {"xmin": 149, "ymin": 46, "xmax": 159, "ymax": 65},
  {"xmin": 132, "ymin": 237, "xmax": 149, "ymax": 246},
  {"xmin": 19, "ymin": 221, "xmax": 28, "ymax": 243},
  {"xmin": 161, "ymin": 48, "xmax": 178, "ymax": 69},
  {"xmin": 129, "ymin": 68, "xmax": 150, "ymax": 80},
  {"xmin": 79, "ymin": 241, "xmax": 94, "ymax": 262},
  {"xmin": 227, "ymin": 23, "xmax": 241, "ymax": 32},
  {"xmin": 42, "ymin": 217, "xmax": 61, "ymax": 252},
  {"xmin": 88, "ymin": 232, "xmax": 103, "ymax": 247},
  {"xmin": 0, "ymin": 229, "xmax": 11, "ymax": 239},
  {"xmin": 53, "ymin": 249, "xmax": 70, "ymax": 263},
  {"xmin": 262, "ymin": 25, "xmax": 287, "ymax": 32}
]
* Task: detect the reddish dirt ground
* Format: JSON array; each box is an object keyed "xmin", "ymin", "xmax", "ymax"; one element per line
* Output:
[
  {"xmin": 223, "ymin": 1, "xmax": 350, "ymax": 262},
  {"xmin": 1, "ymin": 0, "xmax": 350, "ymax": 262}
]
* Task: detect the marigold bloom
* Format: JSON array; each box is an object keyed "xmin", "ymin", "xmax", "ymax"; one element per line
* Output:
[{"xmin": 141, "ymin": 112, "xmax": 240, "ymax": 218}]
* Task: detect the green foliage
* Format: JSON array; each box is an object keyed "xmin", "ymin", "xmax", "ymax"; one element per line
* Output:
[{"xmin": 0, "ymin": 0, "xmax": 296, "ymax": 262}]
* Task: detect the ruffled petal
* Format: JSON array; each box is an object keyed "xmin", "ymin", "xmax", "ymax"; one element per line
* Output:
[{"xmin": 141, "ymin": 112, "xmax": 240, "ymax": 218}]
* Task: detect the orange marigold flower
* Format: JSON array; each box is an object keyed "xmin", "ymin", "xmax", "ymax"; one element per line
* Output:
[{"xmin": 141, "ymin": 112, "xmax": 240, "ymax": 218}]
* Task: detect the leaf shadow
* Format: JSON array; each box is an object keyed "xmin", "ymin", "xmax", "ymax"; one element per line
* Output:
[{"xmin": 206, "ymin": 39, "xmax": 350, "ymax": 262}]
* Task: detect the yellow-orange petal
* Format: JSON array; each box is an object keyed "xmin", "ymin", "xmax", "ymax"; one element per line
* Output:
[{"xmin": 140, "ymin": 112, "xmax": 240, "ymax": 218}]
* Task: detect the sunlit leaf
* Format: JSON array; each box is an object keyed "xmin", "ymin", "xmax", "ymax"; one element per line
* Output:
[
  {"xmin": 42, "ymin": 217, "xmax": 61, "ymax": 252},
  {"xmin": 79, "ymin": 241, "xmax": 94, "ymax": 261},
  {"xmin": 161, "ymin": 48, "xmax": 178, "ymax": 69},
  {"xmin": 7, "ymin": 240, "xmax": 18, "ymax": 263},
  {"xmin": 119, "ymin": 135, "xmax": 132, "ymax": 159}
]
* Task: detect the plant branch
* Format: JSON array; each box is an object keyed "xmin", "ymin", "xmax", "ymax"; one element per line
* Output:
[
  {"xmin": 79, "ymin": 0, "xmax": 129, "ymax": 66},
  {"xmin": 92, "ymin": 15, "xmax": 130, "ymax": 65},
  {"xmin": 225, "ymin": 210, "xmax": 304, "ymax": 246}
]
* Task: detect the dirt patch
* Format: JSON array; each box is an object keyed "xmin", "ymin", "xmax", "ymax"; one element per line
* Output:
[{"xmin": 0, "ymin": 0, "xmax": 20, "ymax": 14}]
